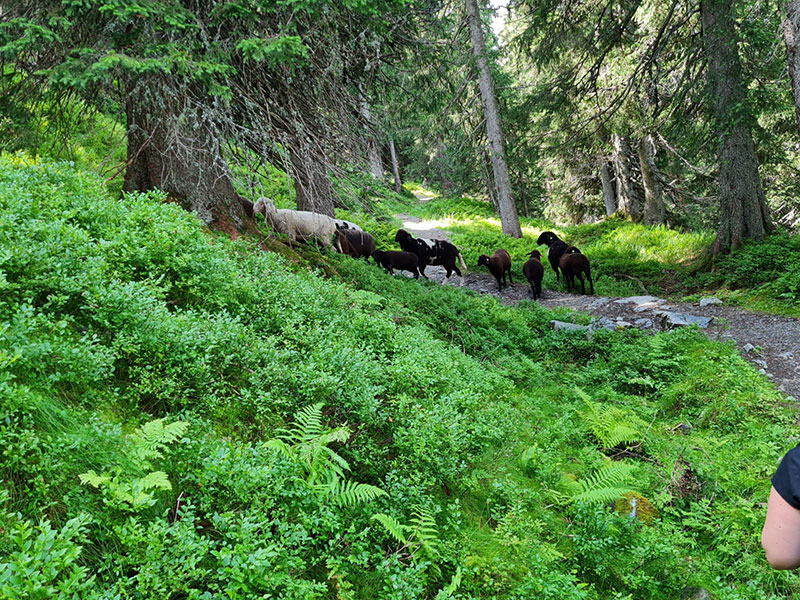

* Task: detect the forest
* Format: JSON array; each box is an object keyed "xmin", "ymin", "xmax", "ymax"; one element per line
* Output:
[{"xmin": 2, "ymin": 0, "xmax": 800, "ymax": 598}]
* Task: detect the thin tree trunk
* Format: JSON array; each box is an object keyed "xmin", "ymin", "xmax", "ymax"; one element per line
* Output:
[
  {"xmin": 611, "ymin": 133, "xmax": 643, "ymax": 222},
  {"xmin": 784, "ymin": 0, "xmax": 800, "ymax": 137},
  {"xmin": 466, "ymin": 0, "xmax": 522, "ymax": 237},
  {"xmin": 123, "ymin": 78, "xmax": 247, "ymax": 234},
  {"xmin": 359, "ymin": 93, "xmax": 384, "ymax": 180},
  {"xmin": 389, "ymin": 138, "xmax": 402, "ymax": 194},
  {"xmin": 638, "ymin": 134, "xmax": 665, "ymax": 225},
  {"xmin": 599, "ymin": 159, "xmax": 617, "ymax": 217},
  {"xmin": 288, "ymin": 139, "xmax": 336, "ymax": 217},
  {"xmin": 702, "ymin": 0, "xmax": 772, "ymax": 255}
]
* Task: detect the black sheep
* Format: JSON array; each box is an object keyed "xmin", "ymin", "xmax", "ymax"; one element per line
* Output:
[
  {"xmin": 522, "ymin": 250, "xmax": 544, "ymax": 300},
  {"xmin": 335, "ymin": 228, "xmax": 376, "ymax": 262},
  {"xmin": 371, "ymin": 249, "xmax": 421, "ymax": 278},
  {"xmin": 394, "ymin": 229, "xmax": 466, "ymax": 280},
  {"xmin": 558, "ymin": 247, "xmax": 593, "ymax": 294},
  {"xmin": 477, "ymin": 249, "xmax": 512, "ymax": 291},
  {"xmin": 536, "ymin": 231, "xmax": 571, "ymax": 283}
]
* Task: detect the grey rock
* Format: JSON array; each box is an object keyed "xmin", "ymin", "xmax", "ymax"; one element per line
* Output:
[
  {"xmin": 588, "ymin": 317, "xmax": 618, "ymax": 332},
  {"xmin": 615, "ymin": 295, "xmax": 662, "ymax": 306},
  {"xmin": 753, "ymin": 359, "xmax": 768, "ymax": 368},
  {"xmin": 779, "ymin": 351, "xmax": 795, "ymax": 360},
  {"xmin": 551, "ymin": 320, "xmax": 589, "ymax": 332},
  {"xmin": 699, "ymin": 297, "xmax": 723, "ymax": 307},
  {"xmin": 655, "ymin": 311, "xmax": 713, "ymax": 329},
  {"xmin": 787, "ymin": 396, "xmax": 797, "ymax": 403},
  {"xmin": 680, "ymin": 587, "xmax": 711, "ymax": 600},
  {"xmin": 634, "ymin": 318, "xmax": 653, "ymax": 328},
  {"xmin": 759, "ymin": 368, "xmax": 767, "ymax": 374},
  {"xmin": 586, "ymin": 297, "xmax": 610, "ymax": 309},
  {"xmin": 743, "ymin": 343, "xmax": 755, "ymax": 353}
]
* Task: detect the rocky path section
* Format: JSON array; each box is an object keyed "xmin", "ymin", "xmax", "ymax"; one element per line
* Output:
[{"xmin": 395, "ymin": 212, "xmax": 800, "ymax": 400}]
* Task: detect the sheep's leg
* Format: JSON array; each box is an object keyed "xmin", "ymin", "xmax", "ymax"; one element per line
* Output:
[
  {"xmin": 577, "ymin": 273, "xmax": 585, "ymax": 294},
  {"xmin": 508, "ymin": 269, "xmax": 513, "ymax": 284}
]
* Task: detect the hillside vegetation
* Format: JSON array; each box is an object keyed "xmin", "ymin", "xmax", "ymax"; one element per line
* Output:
[{"xmin": 1, "ymin": 155, "xmax": 799, "ymax": 598}]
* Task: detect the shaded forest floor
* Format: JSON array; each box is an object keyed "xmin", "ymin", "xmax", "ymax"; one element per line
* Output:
[{"xmin": 397, "ymin": 210, "xmax": 800, "ymax": 401}]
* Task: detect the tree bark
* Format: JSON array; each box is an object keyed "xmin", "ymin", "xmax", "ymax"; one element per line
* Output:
[
  {"xmin": 359, "ymin": 93, "xmax": 384, "ymax": 180},
  {"xmin": 599, "ymin": 159, "xmax": 617, "ymax": 216},
  {"xmin": 611, "ymin": 133, "xmax": 643, "ymax": 222},
  {"xmin": 466, "ymin": 0, "xmax": 522, "ymax": 237},
  {"xmin": 123, "ymin": 78, "xmax": 248, "ymax": 234},
  {"xmin": 288, "ymin": 140, "xmax": 336, "ymax": 217},
  {"xmin": 638, "ymin": 134, "xmax": 665, "ymax": 225},
  {"xmin": 784, "ymin": 0, "xmax": 800, "ymax": 138},
  {"xmin": 702, "ymin": 0, "xmax": 772, "ymax": 255},
  {"xmin": 389, "ymin": 138, "xmax": 402, "ymax": 194}
]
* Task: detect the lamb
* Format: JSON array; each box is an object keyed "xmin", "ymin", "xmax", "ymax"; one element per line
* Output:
[
  {"xmin": 371, "ymin": 249, "xmax": 421, "ymax": 278},
  {"xmin": 558, "ymin": 247, "xmax": 594, "ymax": 294},
  {"xmin": 335, "ymin": 229, "xmax": 376, "ymax": 262},
  {"xmin": 253, "ymin": 197, "xmax": 340, "ymax": 250},
  {"xmin": 536, "ymin": 231, "xmax": 571, "ymax": 283},
  {"xmin": 477, "ymin": 249, "xmax": 513, "ymax": 291},
  {"xmin": 522, "ymin": 250, "xmax": 544, "ymax": 300},
  {"xmin": 394, "ymin": 229, "xmax": 467, "ymax": 282}
]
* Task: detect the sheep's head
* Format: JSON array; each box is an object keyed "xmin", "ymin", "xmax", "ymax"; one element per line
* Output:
[
  {"xmin": 477, "ymin": 255, "xmax": 490, "ymax": 267},
  {"xmin": 394, "ymin": 229, "xmax": 411, "ymax": 243},
  {"xmin": 536, "ymin": 231, "xmax": 559, "ymax": 246},
  {"xmin": 253, "ymin": 197, "xmax": 277, "ymax": 217},
  {"xmin": 528, "ymin": 250, "xmax": 542, "ymax": 260}
]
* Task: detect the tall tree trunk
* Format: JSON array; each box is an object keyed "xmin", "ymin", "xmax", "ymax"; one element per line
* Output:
[
  {"xmin": 784, "ymin": 0, "xmax": 800, "ymax": 137},
  {"xmin": 359, "ymin": 93, "xmax": 384, "ymax": 180},
  {"xmin": 599, "ymin": 159, "xmax": 617, "ymax": 216},
  {"xmin": 702, "ymin": 0, "xmax": 772, "ymax": 255},
  {"xmin": 288, "ymin": 139, "xmax": 336, "ymax": 217},
  {"xmin": 389, "ymin": 138, "xmax": 402, "ymax": 194},
  {"xmin": 466, "ymin": 0, "xmax": 522, "ymax": 237},
  {"xmin": 611, "ymin": 133, "xmax": 643, "ymax": 222},
  {"xmin": 638, "ymin": 134, "xmax": 665, "ymax": 225},
  {"xmin": 123, "ymin": 78, "xmax": 247, "ymax": 234}
]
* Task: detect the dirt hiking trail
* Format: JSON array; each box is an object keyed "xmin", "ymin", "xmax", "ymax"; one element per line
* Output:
[{"xmin": 396, "ymin": 210, "xmax": 800, "ymax": 401}]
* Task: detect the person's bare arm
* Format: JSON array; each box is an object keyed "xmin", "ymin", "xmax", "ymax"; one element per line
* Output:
[{"xmin": 762, "ymin": 485, "xmax": 800, "ymax": 569}]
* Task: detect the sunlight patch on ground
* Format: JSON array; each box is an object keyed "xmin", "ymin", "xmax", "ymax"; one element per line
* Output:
[{"xmin": 402, "ymin": 218, "xmax": 455, "ymax": 231}]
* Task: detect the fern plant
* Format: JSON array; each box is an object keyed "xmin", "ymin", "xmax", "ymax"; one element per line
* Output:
[
  {"xmin": 372, "ymin": 504, "xmax": 439, "ymax": 566},
  {"xmin": 575, "ymin": 387, "xmax": 646, "ymax": 450},
  {"xmin": 562, "ymin": 461, "xmax": 638, "ymax": 505},
  {"xmin": 79, "ymin": 418, "xmax": 187, "ymax": 512},
  {"xmin": 264, "ymin": 403, "xmax": 386, "ymax": 506}
]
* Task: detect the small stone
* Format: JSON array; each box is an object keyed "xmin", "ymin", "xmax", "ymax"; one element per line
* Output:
[
  {"xmin": 587, "ymin": 297, "xmax": 610, "ymax": 309},
  {"xmin": 759, "ymin": 368, "xmax": 767, "ymax": 375},
  {"xmin": 551, "ymin": 320, "xmax": 589, "ymax": 332},
  {"xmin": 680, "ymin": 587, "xmax": 711, "ymax": 600},
  {"xmin": 588, "ymin": 317, "xmax": 617, "ymax": 332},
  {"xmin": 779, "ymin": 351, "xmax": 795, "ymax": 360},
  {"xmin": 655, "ymin": 311, "xmax": 713, "ymax": 329},
  {"xmin": 634, "ymin": 318, "xmax": 653, "ymax": 328},
  {"xmin": 699, "ymin": 297, "xmax": 723, "ymax": 307},
  {"xmin": 786, "ymin": 396, "xmax": 797, "ymax": 402},
  {"xmin": 743, "ymin": 343, "xmax": 755, "ymax": 353},
  {"xmin": 753, "ymin": 359, "xmax": 768, "ymax": 368}
]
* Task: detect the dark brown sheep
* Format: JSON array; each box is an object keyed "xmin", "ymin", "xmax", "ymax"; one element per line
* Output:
[
  {"xmin": 558, "ymin": 247, "xmax": 593, "ymax": 294},
  {"xmin": 371, "ymin": 249, "xmax": 421, "ymax": 279},
  {"xmin": 335, "ymin": 229, "xmax": 376, "ymax": 261},
  {"xmin": 536, "ymin": 231, "xmax": 571, "ymax": 283},
  {"xmin": 522, "ymin": 250, "xmax": 544, "ymax": 300},
  {"xmin": 477, "ymin": 249, "xmax": 512, "ymax": 291}
]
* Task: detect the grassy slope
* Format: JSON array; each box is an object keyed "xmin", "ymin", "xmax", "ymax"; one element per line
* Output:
[{"xmin": 1, "ymin": 157, "xmax": 798, "ymax": 599}]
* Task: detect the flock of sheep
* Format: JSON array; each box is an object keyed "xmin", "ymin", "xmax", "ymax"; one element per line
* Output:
[{"xmin": 253, "ymin": 197, "xmax": 593, "ymax": 299}]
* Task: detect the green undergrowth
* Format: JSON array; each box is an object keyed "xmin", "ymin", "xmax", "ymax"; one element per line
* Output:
[
  {"xmin": 1, "ymin": 156, "xmax": 798, "ymax": 599},
  {"xmin": 388, "ymin": 189, "xmax": 800, "ymax": 314}
]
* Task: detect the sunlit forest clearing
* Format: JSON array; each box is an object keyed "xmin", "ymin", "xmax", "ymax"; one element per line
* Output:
[{"xmin": 2, "ymin": 0, "xmax": 800, "ymax": 598}]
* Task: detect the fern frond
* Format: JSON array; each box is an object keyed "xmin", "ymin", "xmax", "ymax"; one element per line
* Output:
[
  {"xmin": 293, "ymin": 402, "xmax": 325, "ymax": 441},
  {"xmin": 410, "ymin": 505, "xmax": 439, "ymax": 560},
  {"xmin": 323, "ymin": 479, "xmax": 387, "ymax": 506},
  {"xmin": 579, "ymin": 394, "xmax": 646, "ymax": 449},
  {"xmin": 372, "ymin": 513, "xmax": 409, "ymax": 545},
  {"xmin": 137, "ymin": 471, "xmax": 172, "ymax": 491},
  {"xmin": 567, "ymin": 461, "xmax": 638, "ymax": 505},
  {"xmin": 129, "ymin": 419, "xmax": 188, "ymax": 466},
  {"xmin": 78, "ymin": 470, "xmax": 110, "ymax": 488}
]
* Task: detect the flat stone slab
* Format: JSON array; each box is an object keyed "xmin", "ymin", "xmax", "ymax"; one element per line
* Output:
[
  {"xmin": 614, "ymin": 295, "xmax": 663, "ymax": 306},
  {"xmin": 655, "ymin": 310, "xmax": 713, "ymax": 329},
  {"xmin": 635, "ymin": 318, "xmax": 653, "ymax": 328},
  {"xmin": 699, "ymin": 297, "xmax": 723, "ymax": 307},
  {"xmin": 551, "ymin": 320, "xmax": 589, "ymax": 332},
  {"xmin": 633, "ymin": 302, "xmax": 667, "ymax": 312}
]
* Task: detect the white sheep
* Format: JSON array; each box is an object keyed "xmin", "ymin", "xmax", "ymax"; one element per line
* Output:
[{"xmin": 254, "ymin": 197, "xmax": 355, "ymax": 251}]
